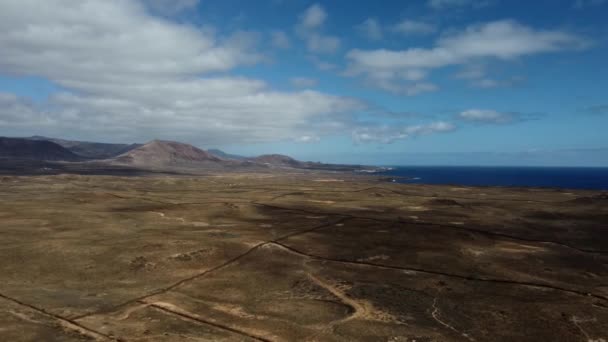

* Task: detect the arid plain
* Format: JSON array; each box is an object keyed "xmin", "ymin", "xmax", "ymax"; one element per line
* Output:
[{"xmin": 1, "ymin": 173, "xmax": 607, "ymax": 341}]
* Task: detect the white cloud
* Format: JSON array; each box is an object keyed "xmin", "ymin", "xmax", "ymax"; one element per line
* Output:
[
  {"xmin": 346, "ymin": 20, "xmax": 589, "ymax": 94},
  {"xmin": 306, "ymin": 33, "xmax": 341, "ymax": 54},
  {"xmin": 392, "ymin": 20, "xmax": 437, "ymax": 36},
  {"xmin": 0, "ymin": 93, "xmax": 55, "ymax": 127},
  {"xmin": 0, "ymin": 0, "xmax": 362, "ymax": 145},
  {"xmin": 404, "ymin": 82, "xmax": 439, "ymax": 95},
  {"xmin": 296, "ymin": 3, "xmax": 341, "ymax": 54},
  {"xmin": 0, "ymin": 1, "xmax": 262, "ymax": 81},
  {"xmin": 145, "ymin": 0, "xmax": 199, "ymax": 14},
  {"xmin": 352, "ymin": 121, "xmax": 456, "ymax": 144},
  {"xmin": 290, "ymin": 77, "xmax": 318, "ymax": 88},
  {"xmin": 471, "ymin": 79, "xmax": 501, "ymax": 88},
  {"xmin": 298, "ymin": 3, "xmax": 327, "ymax": 30},
  {"xmin": 357, "ymin": 18, "xmax": 383, "ymax": 41},
  {"xmin": 271, "ymin": 30, "xmax": 291, "ymax": 49},
  {"xmin": 454, "ymin": 65, "xmax": 525, "ymax": 88},
  {"xmin": 307, "ymin": 55, "xmax": 338, "ymax": 71},
  {"xmin": 470, "ymin": 77, "xmax": 525, "ymax": 88},
  {"xmin": 458, "ymin": 109, "xmax": 515, "ymax": 124},
  {"xmin": 437, "ymin": 20, "xmax": 588, "ymax": 59},
  {"xmin": 351, "ymin": 68, "xmax": 437, "ymax": 96},
  {"xmin": 402, "ymin": 69, "xmax": 428, "ymax": 81},
  {"xmin": 295, "ymin": 135, "xmax": 321, "ymax": 143},
  {"xmin": 454, "ymin": 64, "xmax": 486, "ymax": 80}
]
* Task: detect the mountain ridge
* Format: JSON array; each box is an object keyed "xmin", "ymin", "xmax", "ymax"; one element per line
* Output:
[
  {"xmin": 0, "ymin": 137, "xmax": 84, "ymax": 162},
  {"xmin": 207, "ymin": 148, "xmax": 248, "ymax": 161},
  {"xmin": 112, "ymin": 140, "xmax": 226, "ymax": 168},
  {"xmin": 27, "ymin": 136, "xmax": 141, "ymax": 159},
  {"xmin": 1, "ymin": 135, "xmax": 378, "ymax": 173}
]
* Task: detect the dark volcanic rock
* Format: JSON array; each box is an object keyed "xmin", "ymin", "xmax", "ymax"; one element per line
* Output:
[
  {"xmin": 427, "ymin": 198, "xmax": 464, "ymax": 206},
  {"xmin": 569, "ymin": 193, "xmax": 608, "ymax": 204},
  {"xmin": 28, "ymin": 136, "xmax": 140, "ymax": 159},
  {"xmin": 0, "ymin": 137, "xmax": 83, "ymax": 161}
]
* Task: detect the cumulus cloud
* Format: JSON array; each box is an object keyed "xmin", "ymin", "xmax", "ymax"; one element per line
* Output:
[
  {"xmin": 295, "ymin": 135, "xmax": 321, "ymax": 143},
  {"xmin": 457, "ymin": 109, "xmax": 516, "ymax": 124},
  {"xmin": 0, "ymin": 1, "xmax": 262, "ymax": 81},
  {"xmin": 346, "ymin": 20, "xmax": 589, "ymax": 94},
  {"xmin": 307, "ymin": 55, "xmax": 338, "ymax": 71},
  {"xmin": 305, "ymin": 34, "xmax": 341, "ymax": 54},
  {"xmin": 454, "ymin": 64, "xmax": 525, "ymax": 88},
  {"xmin": 405, "ymin": 83, "xmax": 439, "ymax": 95},
  {"xmin": 392, "ymin": 20, "xmax": 437, "ymax": 36},
  {"xmin": 296, "ymin": 3, "xmax": 341, "ymax": 54},
  {"xmin": 454, "ymin": 64, "xmax": 487, "ymax": 80},
  {"xmin": 0, "ymin": 0, "xmax": 362, "ymax": 145},
  {"xmin": 0, "ymin": 93, "xmax": 55, "ymax": 127},
  {"xmin": 357, "ymin": 18, "xmax": 383, "ymax": 41},
  {"xmin": 355, "ymin": 74, "xmax": 437, "ymax": 96},
  {"xmin": 271, "ymin": 30, "xmax": 291, "ymax": 49},
  {"xmin": 298, "ymin": 3, "xmax": 327, "ymax": 30},
  {"xmin": 471, "ymin": 76, "xmax": 525, "ymax": 89},
  {"xmin": 352, "ymin": 121, "xmax": 456, "ymax": 144},
  {"xmin": 290, "ymin": 77, "xmax": 318, "ymax": 88}
]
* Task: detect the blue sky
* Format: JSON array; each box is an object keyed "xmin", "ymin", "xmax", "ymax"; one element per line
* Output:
[{"xmin": 0, "ymin": 0, "xmax": 607, "ymax": 166}]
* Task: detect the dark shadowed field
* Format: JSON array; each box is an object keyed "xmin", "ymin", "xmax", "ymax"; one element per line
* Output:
[{"xmin": 1, "ymin": 173, "xmax": 607, "ymax": 341}]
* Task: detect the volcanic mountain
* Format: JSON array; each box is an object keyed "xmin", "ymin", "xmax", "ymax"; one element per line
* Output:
[
  {"xmin": 208, "ymin": 148, "xmax": 247, "ymax": 161},
  {"xmin": 249, "ymin": 154, "xmax": 302, "ymax": 167},
  {"xmin": 28, "ymin": 136, "xmax": 140, "ymax": 159},
  {"xmin": 0, "ymin": 137, "xmax": 83, "ymax": 161},
  {"xmin": 0, "ymin": 136, "xmax": 377, "ymax": 174},
  {"xmin": 247, "ymin": 153, "xmax": 372, "ymax": 171},
  {"xmin": 112, "ymin": 140, "xmax": 226, "ymax": 168}
]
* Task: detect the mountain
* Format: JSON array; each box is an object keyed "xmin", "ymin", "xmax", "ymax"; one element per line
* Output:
[
  {"xmin": 0, "ymin": 136, "xmax": 377, "ymax": 173},
  {"xmin": 249, "ymin": 154, "xmax": 302, "ymax": 167},
  {"xmin": 0, "ymin": 137, "xmax": 83, "ymax": 161},
  {"xmin": 112, "ymin": 140, "xmax": 225, "ymax": 168},
  {"xmin": 112, "ymin": 142, "xmax": 340, "ymax": 171},
  {"xmin": 28, "ymin": 136, "xmax": 140, "ymax": 159},
  {"xmin": 208, "ymin": 149, "xmax": 247, "ymax": 161},
  {"xmin": 250, "ymin": 154, "xmax": 376, "ymax": 171}
]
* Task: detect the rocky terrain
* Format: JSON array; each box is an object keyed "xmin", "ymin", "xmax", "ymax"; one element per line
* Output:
[
  {"xmin": 0, "ymin": 136, "xmax": 376, "ymax": 173},
  {"xmin": 0, "ymin": 137, "xmax": 84, "ymax": 161},
  {"xmin": 112, "ymin": 140, "xmax": 226, "ymax": 168},
  {"xmin": 27, "ymin": 136, "xmax": 141, "ymax": 159},
  {"xmin": 0, "ymin": 173, "xmax": 607, "ymax": 341}
]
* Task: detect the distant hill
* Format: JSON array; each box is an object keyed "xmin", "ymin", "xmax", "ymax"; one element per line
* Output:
[
  {"xmin": 249, "ymin": 154, "xmax": 301, "ymax": 167},
  {"xmin": 208, "ymin": 149, "xmax": 248, "ymax": 161},
  {"xmin": 0, "ymin": 137, "xmax": 83, "ymax": 161},
  {"xmin": 0, "ymin": 135, "xmax": 378, "ymax": 173},
  {"xmin": 28, "ymin": 136, "xmax": 140, "ymax": 159},
  {"xmin": 113, "ymin": 140, "xmax": 225, "ymax": 168}
]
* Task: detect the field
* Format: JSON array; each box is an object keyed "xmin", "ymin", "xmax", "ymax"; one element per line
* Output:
[{"xmin": 1, "ymin": 173, "xmax": 607, "ymax": 341}]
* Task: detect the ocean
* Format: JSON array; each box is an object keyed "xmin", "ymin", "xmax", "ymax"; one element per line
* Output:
[{"xmin": 378, "ymin": 166, "xmax": 608, "ymax": 190}]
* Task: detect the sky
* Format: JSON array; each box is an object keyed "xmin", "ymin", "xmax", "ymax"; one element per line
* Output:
[{"xmin": 0, "ymin": 0, "xmax": 607, "ymax": 166}]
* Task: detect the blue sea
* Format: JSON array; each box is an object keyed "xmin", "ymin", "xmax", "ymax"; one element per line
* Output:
[{"xmin": 378, "ymin": 166, "xmax": 608, "ymax": 190}]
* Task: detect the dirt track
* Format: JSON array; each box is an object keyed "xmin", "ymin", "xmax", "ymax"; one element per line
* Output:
[{"xmin": 1, "ymin": 173, "xmax": 607, "ymax": 341}]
